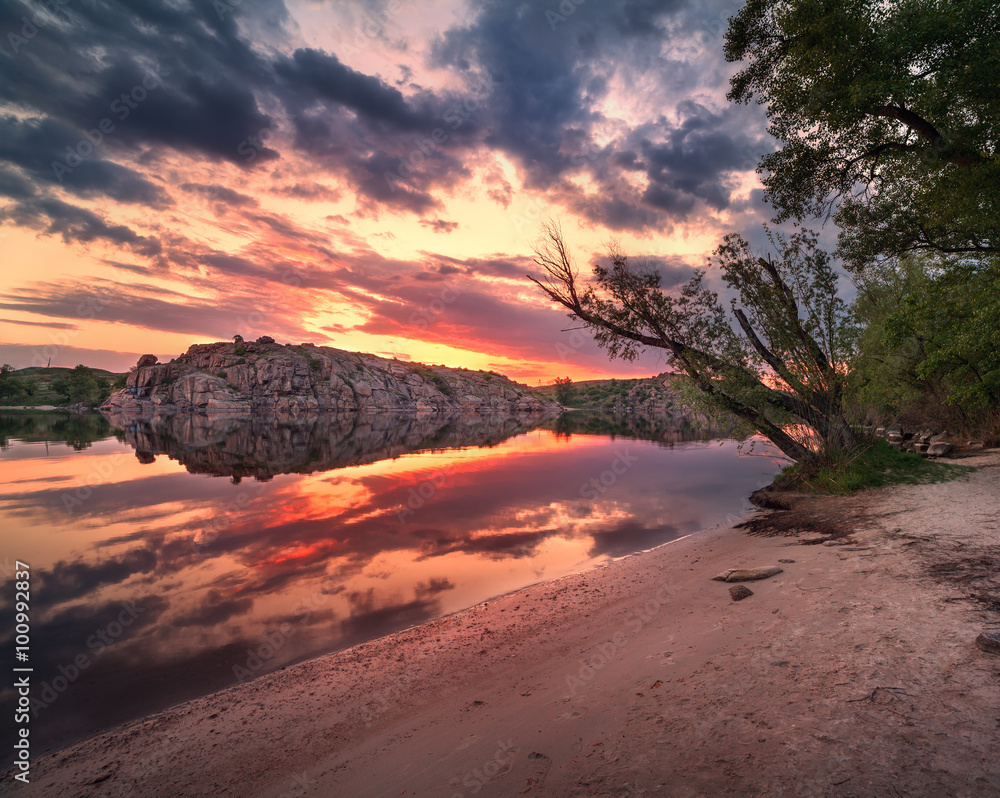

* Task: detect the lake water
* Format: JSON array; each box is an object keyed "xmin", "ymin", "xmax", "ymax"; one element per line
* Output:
[{"xmin": 0, "ymin": 410, "xmax": 782, "ymax": 761}]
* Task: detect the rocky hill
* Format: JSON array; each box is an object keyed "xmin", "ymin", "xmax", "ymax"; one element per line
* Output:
[{"xmin": 102, "ymin": 338, "xmax": 559, "ymax": 414}]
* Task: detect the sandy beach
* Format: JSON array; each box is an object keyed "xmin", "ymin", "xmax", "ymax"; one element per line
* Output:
[{"xmin": 10, "ymin": 451, "xmax": 1000, "ymax": 798}]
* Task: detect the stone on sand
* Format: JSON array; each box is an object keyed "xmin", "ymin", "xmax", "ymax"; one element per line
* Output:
[
  {"xmin": 729, "ymin": 585, "xmax": 754, "ymax": 601},
  {"xmin": 712, "ymin": 566, "xmax": 783, "ymax": 583}
]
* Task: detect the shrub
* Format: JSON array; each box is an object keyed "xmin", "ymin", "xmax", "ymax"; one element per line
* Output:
[{"xmin": 777, "ymin": 439, "xmax": 970, "ymax": 495}]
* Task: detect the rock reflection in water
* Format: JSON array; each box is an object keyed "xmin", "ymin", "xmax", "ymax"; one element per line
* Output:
[{"xmin": 0, "ymin": 409, "xmax": 778, "ymax": 762}]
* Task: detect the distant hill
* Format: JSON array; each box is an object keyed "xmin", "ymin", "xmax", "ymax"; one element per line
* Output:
[
  {"xmin": 1, "ymin": 365, "xmax": 126, "ymax": 407},
  {"xmin": 532, "ymin": 373, "xmax": 687, "ymax": 411}
]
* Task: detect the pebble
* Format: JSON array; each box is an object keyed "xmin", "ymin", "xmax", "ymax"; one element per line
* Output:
[{"xmin": 729, "ymin": 585, "xmax": 754, "ymax": 601}]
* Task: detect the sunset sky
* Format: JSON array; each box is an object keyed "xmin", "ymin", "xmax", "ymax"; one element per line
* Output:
[{"xmin": 0, "ymin": 0, "xmax": 781, "ymax": 383}]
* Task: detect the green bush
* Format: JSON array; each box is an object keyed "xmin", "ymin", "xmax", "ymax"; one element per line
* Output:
[
  {"xmin": 48, "ymin": 365, "xmax": 112, "ymax": 407},
  {"xmin": 777, "ymin": 440, "xmax": 970, "ymax": 495}
]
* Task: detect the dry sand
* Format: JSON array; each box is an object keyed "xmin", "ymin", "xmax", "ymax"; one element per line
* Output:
[{"xmin": 9, "ymin": 451, "xmax": 1000, "ymax": 798}]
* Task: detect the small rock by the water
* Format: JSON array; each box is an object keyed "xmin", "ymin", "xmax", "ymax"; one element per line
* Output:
[
  {"xmin": 822, "ymin": 540, "xmax": 847, "ymax": 547},
  {"xmin": 778, "ymin": 559, "xmax": 796, "ymax": 563},
  {"xmin": 713, "ymin": 566, "xmax": 783, "ymax": 583},
  {"xmin": 729, "ymin": 585, "xmax": 754, "ymax": 601},
  {"xmin": 976, "ymin": 632, "xmax": 1000, "ymax": 654},
  {"xmin": 927, "ymin": 441, "xmax": 954, "ymax": 457}
]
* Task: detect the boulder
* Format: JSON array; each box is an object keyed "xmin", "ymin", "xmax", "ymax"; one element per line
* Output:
[
  {"xmin": 137, "ymin": 354, "xmax": 158, "ymax": 368},
  {"xmin": 927, "ymin": 441, "xmax": 954, "ymax": 457},
  {"xmin": 256, "ymin": 336, "xmax": 275, "ymax": 344},
  {"xmin": 712, "ymin": 566, "xmax": 783, "ymax": 583}
]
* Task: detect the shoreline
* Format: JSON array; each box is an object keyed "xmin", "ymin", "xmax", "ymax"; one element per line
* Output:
[{"xmin": 10, "ymin": 451, "xmax": 1000, "ymax": 797}]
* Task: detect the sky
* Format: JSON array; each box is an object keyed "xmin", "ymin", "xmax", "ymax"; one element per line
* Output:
[{"xmin": 0, "ymin": 0, "xmax": 781, "ymax": 383}]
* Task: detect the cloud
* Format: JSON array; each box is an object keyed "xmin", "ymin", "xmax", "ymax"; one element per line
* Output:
[{"xmin": 419, "ymin": 218, "xmax": 458, "ymax": 233}]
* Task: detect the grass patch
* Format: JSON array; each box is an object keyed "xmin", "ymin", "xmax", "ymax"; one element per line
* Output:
[{"xmin": 778, "ymin": 439, "xmax": 972, "ymax": 494}]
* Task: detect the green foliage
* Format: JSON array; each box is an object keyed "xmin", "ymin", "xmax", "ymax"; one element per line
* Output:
[
  {"xmin": 0, "ymin": 364, "xmax": 30, "ymax": 401},
  {"xmin": 778, "ymin": 439, "xmax": 970, "ymax": 494},
  {"xmin": 430, "ymin": 374, "xmax": 453, "ymax": 396},
  {"xmin": 853, "ymin": 253, "xmax": 1000, "ymax": 426},
  {"xmin": 553, "ymin": 376, "xmax": 574, "ymax": 404},
  {"xmin": 234, "ymin": 346, "xmax": 248, "ymax": 356},
  {"xmin": 0, "ymin": 411, "xmax": 113, "ymax": 451},
  {"xmin": 233, "ymin": 334, "xmax": 244, "ymax": 344},
  {"xmin": 49, "ymin": 365, "xmax": 112, "ymax": 407},
  {"xmin": 531, "ymin": 223, "xmax": 858, "ymax": 462},
  {"xmin": 726, "ymin": 0, "xmax": 1000, "ymax": 268},
  {"xmin": 111, "ymin": 372, "xmax": 128, "ymax": 390}
]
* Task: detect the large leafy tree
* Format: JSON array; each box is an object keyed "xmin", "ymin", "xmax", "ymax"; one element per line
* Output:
[
  {"xmin": 50, "ymin": 365, "xmax": 111, "ymax": 407},
  {"xmin": 725, "ymin": 0, "xmax": 1000, "ymax": 269},
  {"xmin": 530, "ymin": 224, "xmax": 857, "ymax": 463},
  {"xmin": 853, "ymin": 253, "xmax": 1000, "ymax": 421}
]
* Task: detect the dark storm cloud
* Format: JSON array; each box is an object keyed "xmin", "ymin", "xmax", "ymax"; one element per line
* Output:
[
  {"xmin": 0, "ymin": 196, "xmax": 163, "ymax": 255},
  {"xmin": 172, "ymin": 590, "xmax": 255, "ymax": 628},
  {"xmin": 430, "ymin": 0, "xmax": 773, "ymax": 231},
  {"xmin": 432, "ymin": 2, "xmax": 596, "ymax": 187},
  {"xmin": 28, "ymin": 548, "xmax": 159, "ymax": 608},
  {"xmin": 1, "ymin": 0, "xmax": 769, "ymax": 234},
  {"xmin": 274, "ymin": 48, "xmax": 439, "ymax": 133}
]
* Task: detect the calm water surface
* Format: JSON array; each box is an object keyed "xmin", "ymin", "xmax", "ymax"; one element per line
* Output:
[{"xmin": 0, "ymin": 410, "xmax": 782, "ymax": 759}]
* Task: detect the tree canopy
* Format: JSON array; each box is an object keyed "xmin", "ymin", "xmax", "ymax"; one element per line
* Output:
[
  {"xmin": 530, "ymin": 224, "xmax": 857, "ymax": 463},
  {"xmin": 853, "ymin": 253, "xmax": 1000, "ymax": 422},
  {"xmin": 725, "ymin": 0, "xmax": 1000, "ymax": 269},
  {"xmin": 50, "ymin": 365, "xmax": 112, "ymax": 407}
]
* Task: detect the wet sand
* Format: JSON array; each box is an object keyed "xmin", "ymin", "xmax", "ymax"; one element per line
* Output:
[{"xmin": 10, "ymin": 451, "xmax": 1000, "ymax": 797}]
